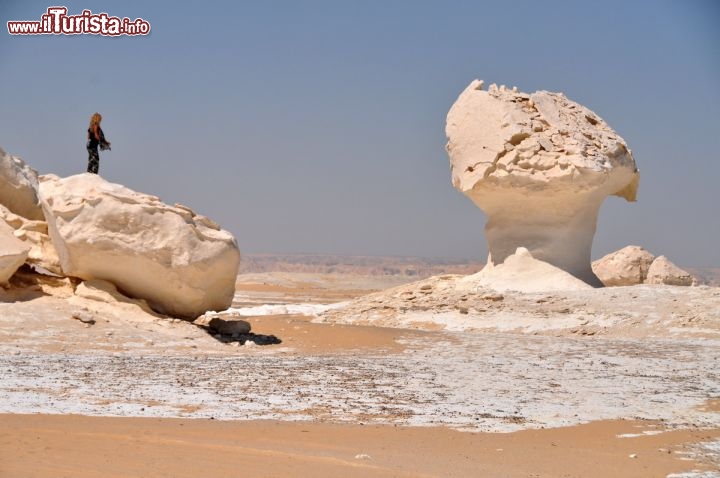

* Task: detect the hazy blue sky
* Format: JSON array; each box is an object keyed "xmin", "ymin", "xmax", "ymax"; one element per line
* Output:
[{"xmin": 1, "ymin": 1, "xmax": 718, "ymax": 265}]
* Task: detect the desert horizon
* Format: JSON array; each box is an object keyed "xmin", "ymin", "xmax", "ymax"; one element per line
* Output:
[{"xmin": 236, "ymin": 252, "xmax": 720, "ymax": 286}]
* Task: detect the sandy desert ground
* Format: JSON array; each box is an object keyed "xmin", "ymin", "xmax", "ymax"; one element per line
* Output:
[{"xmin": 0, "ymin": 270, "xmax": 719, "ymax": 477}]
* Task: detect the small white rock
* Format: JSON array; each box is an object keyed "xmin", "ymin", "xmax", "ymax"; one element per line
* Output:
[
  {"xmin": 72, "ymin": 310, "xmax": 96, "ymax": 324},
  {"xmin": 354, "ymin": 454, "xmax": 371, "ymax": 460}
]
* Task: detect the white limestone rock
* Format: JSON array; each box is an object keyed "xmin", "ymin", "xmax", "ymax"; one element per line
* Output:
[
  {"xmin": 0, "ymin": 147, "xmax": 44, "ymax": 220},
  {"xmin": 646, "ymin": 256, "xmax": 696, "ymax": 286},
  {"xmin": 0, "ymin": 203, "xmax": 62, "ymax": 275},
  {"xmin": 39, "ymin": 173, "xmax": 241, "ymax": 319},
  {"xmin": 446, "ymin": 80, "xmax": 640, "ymax": 286},
  {"xmin": 458, "ymin": 247, "xmax": 592, "ymax": 293},
  {"xmin": 75, "ymin": 279, "xmax": 158, "ymax": 314},
  {"xmin": 592, "ymin": 245, "xmax": 656, "ymax": 287},
  {"xmin": 0, "ymin": 219, "xmax": 30, "ymax": 285}
]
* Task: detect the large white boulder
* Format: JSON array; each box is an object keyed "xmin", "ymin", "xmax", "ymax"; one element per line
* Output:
[
  {"xmin": 592, "ymin": 245, "xmax": 655, "ymax": 286},
  {"xmin": 0, "ymin": 147, "xmax": 44, "ymax": 220},
  {"xmin": 0, "ymin": 219, "xmax": 30, "ymax": 285},
  {"xmin": 39, "ymin": 173, "xmax": 241, "ymax": 319},
  {"xmin": 646, "ymin": 256, "xmax": 696, "ymax": 286},
  {"xmin": 446, "ymin": 80, "xmax": 640, "ymax": 286}
]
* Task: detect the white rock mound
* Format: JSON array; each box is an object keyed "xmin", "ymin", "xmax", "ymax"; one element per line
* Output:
[
  {"xmin": 592, "ymin": 246, "xmax": 696, "ymax": 287},
  {"xmin": 446, "ymin": 80, "xmax": 640, "ymax": 286},
  {"xmin": 592, "ymin": 245, "xmax": 655, "ymax": 286},
  {"xmin": 646, "ymin": 256, "xmax": 696, "ymax": 286},
  {"xmin": 39, "ymin": 173, "xmax": 240, "ymax": 319},
  {"xmin": 458, "ymin": 247, "xmax": 592, "ymax": 293},
  {"xmin": 0, "ymin": 147, "xmax": 44, "ymax": 220}
]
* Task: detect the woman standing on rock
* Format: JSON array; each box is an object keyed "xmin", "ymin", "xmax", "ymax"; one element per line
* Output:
[{"xmin": 86, "ymin": 112, "xmax": 110, "ymax": 174}]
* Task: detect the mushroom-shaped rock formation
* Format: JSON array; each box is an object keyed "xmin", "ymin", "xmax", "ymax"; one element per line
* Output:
[{"xmin": 446, "ymin": 80, "xmax": 640, "ymax": 286}]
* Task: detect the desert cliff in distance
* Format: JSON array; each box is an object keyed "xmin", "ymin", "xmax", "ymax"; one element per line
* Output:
[{"xmin": 239, "ymin": 253, "xmax": 485, "ymax": 277}]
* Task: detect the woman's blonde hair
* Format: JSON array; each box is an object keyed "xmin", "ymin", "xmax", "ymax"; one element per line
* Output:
[{"xmin": 89, "ymin": 112, "xmax": 102, "ymax": 129}]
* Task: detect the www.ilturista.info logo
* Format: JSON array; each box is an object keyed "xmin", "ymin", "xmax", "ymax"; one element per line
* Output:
[{"xmin": 7, "ymin": 7, "xmax": 150, "ymax": 36}]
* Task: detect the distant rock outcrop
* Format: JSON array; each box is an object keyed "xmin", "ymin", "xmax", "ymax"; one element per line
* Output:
[
  {"xmin": 445, "ymin": 80, "xmax": 640, "ymax": 286},
  {"xmin": 646, "ymin": 256, "xmax": 696, "ymax": 286},
  {"xmin": 592, "ymin": 245, "xmax": 655, "ymax": 286},
  {"xmin": 39, "ymin": 173, "xmax": 240, "ymax": 319}
]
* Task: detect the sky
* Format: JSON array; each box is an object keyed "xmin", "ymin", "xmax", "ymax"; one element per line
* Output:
[{"xmin": 1, "ymin": 0, "xmax": 718, "ymax": 266}]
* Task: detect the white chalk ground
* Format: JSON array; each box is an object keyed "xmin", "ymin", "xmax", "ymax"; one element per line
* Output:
[
  {"xmin": 318, "ymin": 277, "xmax": 720, "ymax": 340},
  {"xmin": 1, "ymin": 272, "xmax": 719, "ymax": 475},
  {"xmin": 1, "ymin": 331, "xmax": 719, "ymax": 434},
  {"xmin": 668, "ymin": 438, "xmax": 720, "ymax": 478},
  {"xmin": 226, "ymin": 302, "xmax": 346, "ymax": 317}
]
